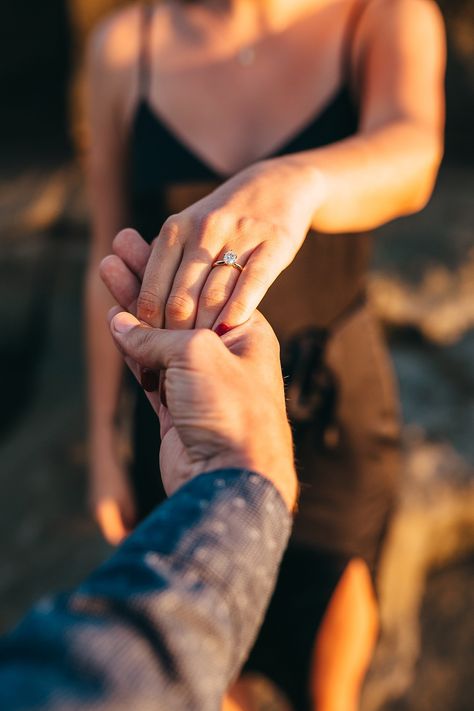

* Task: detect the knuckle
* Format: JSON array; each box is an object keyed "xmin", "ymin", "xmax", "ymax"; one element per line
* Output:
[
  {"xmin": 134, "ymin": 326, "xmax": 155, "ymax": 351},
  {"xmin": 199, "ymin": 284, "xmax": 232, "ymax": 311},
  {"xmin": 236, "ymin": 215, "xmax": 258, "ymax": 234},
  {"xmin": 186, "ymin": 329, "xmax": 216, "ymax": 358},
  {"xmin": 198, "ymin": 211, "xmax": 223, "ymax": 239},
  {"xmin": 165, "ymin": 290, "xmax": 195, "ymax": 323},
  {"xmin": 158, "ymin": 216, "xmax": 181, "ymax": 247},
  {"xmin": 137, "ymin": 288, "xmax": 161, "ymax": 321},
  {"xmin": 180, "ymin": 331, "xmax": 201, "ymax": 362},
  {"xmin": 238, "ymin": 216, "xmax": 287, "ymax": 243},
  {"xmin": 122, "ymin": 324, "xmax": 154, "ymax": 361}
]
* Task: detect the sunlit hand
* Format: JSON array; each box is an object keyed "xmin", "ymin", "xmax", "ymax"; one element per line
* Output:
[{"xmin": 115, "ymin": 157, "xmax": 324, "ymax": 332}]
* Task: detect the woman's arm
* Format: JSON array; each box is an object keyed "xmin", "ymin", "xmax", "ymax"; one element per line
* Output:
[
  {"xmin": 292, "ymin": 0, "xmax": 446, "ymax": 233},
  {"xmin": 125, "ymin": 0, "xmax": 445, "ymax": 336},
  {"xmin": 84, "ymin": 14, "xmax": 140, "ymax": 543}
]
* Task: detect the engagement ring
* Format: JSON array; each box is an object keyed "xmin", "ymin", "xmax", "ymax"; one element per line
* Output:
[{"xmin": 212, "ymin": 251, "xmax": 244, "ymax": 272}]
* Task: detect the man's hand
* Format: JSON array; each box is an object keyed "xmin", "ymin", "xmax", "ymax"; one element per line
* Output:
[{"xmin": 108, "ymin": 309, "xmax": 297, "ymax": 511}]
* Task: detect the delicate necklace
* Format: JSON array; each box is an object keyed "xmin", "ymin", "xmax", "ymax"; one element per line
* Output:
[{"xmin": 237, "ymin": 44, "xmax": 257, "ymax": 67}]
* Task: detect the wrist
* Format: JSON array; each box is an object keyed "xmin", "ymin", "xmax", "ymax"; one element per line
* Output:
[
  {"xmin": 276, "ymin": 154, "xmax": 329, "ymax": 220},
  {"xmin": 280, "ymin": 154, "xmax": 329, "ymax": 200},
  {"xmin": 199, "ymin": 447, "xmax": 297, "ymax": 513}
]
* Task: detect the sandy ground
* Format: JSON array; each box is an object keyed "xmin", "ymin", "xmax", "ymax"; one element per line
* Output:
[{"xmin": 0, "ymin": 160, "xmax": 472, "ymax": 709}]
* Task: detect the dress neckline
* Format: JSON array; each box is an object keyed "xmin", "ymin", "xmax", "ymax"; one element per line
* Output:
[{"xmin": 132, "ymin": 84, "xmax": 353, "ymax": 180}]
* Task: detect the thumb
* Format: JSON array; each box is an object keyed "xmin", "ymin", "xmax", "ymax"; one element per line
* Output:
[
  {"xmin": 109, "ymin": 311, "xmax": 188, "ymax": 370},
  {"xmin": 222, "ymin": 310, "xmax": 280, "ymax": 361}
]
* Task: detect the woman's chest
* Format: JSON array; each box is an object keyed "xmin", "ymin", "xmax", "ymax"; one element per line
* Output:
[{"xmin": 138, "ymin": 2, "xmax": 356, "ymax": 176}]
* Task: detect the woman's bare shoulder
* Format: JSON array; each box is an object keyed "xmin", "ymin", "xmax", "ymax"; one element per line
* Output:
[{"xmin": 87, "ymin": 4, "xmax": 143, "ymax": 80}]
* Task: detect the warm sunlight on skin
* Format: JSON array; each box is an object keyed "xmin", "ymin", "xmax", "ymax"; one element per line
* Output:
[
  {"xmin": 95, "ymin": 498, "xmax": 129, "ymax": 546},
  {"xmin": 310, "ymin": 559, "xmax": 379, "ymax": 711},
  {"xmin": 99, "ymin": 1, "xmax": 351, "ymax": 72},
  {"xmin": 102, "ymin": 8, "xmax": 141, "ymax": 68},
  {"xmin": 84, "ymin": 3, "xmax": 446, "ymax": 709}
]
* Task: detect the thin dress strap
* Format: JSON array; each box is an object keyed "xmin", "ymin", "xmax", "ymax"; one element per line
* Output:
[{"xmin": 138, "ymin": 3, "xmax": 153, "ymax": 99}]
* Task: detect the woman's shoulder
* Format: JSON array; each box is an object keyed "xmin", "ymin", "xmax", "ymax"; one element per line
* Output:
[
  {"xmin": 87, "ymin": 4, "xmax": 144, "ymax": 79},
  {"xmin": 353, "ymin": 0, "xmax": 444, "ymax": 39}
]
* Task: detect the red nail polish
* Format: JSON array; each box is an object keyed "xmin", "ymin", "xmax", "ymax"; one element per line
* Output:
[
  {"xmin": 215, "ymin": 323, "xmax": 233, "ymax": 337},
  {"xmin": 141, "ymin": 367, "xmax": 159, "ymax": 392}
]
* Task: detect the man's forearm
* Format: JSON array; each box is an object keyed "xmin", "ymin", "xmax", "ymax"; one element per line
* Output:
[{"xmin": 0, "ymin": 470, "xmax": 291, "ymax": 711}]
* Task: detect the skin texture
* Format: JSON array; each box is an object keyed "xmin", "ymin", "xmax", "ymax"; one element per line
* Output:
[
  {"xmin": 108, "ymin": 308, "xmax": 297, "ymax": 510},
  {"xmin": 87, "ymin": 0, "xmax": 445, "ymax": 707},
  {"xmin": 309, "ymin": 559, "xmax": 379, "ymax": 711}
]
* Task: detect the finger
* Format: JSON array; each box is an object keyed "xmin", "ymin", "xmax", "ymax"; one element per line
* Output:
[
  {"xmin": 107, "ymin": 307, "xmax": 157, "ymax": 396},
  {"xmin": 117, "ymin": 340, "xmax": 161, "ymax": 406},
  {"xmin": 100, "ymin": 255, "xmax": 141, "ymax": 313},
  {"xmin": 107, "ymin": 309, "xmax": 161, "ymax": 391},
  {"xmin": 213, "ymin": 242, "xmax": 285, "ymax": 330},
  {"xmin": 110, "ymin": 311, "xmax": 221, "ymax": 371},
  {"xmin": 218, "ymin": 310, "xmax": 280, "ymax": 361},
  {"xmin": 164, "ymin": 252, "xmax": 213, "ymax": 330},
  {"xmin": 107, "ymin": 305, "xmax": 123, "ymax": 325},
  {"xmin": 194, "ymin": 257, "xmax": 244, "ymax": 330},
  {"xmin": 113, "ymin": 228, "xmax": 151, "ymax": 281},
  {"xmin": 217, "ymin": 311, "xmax": 284, "ymax": 408},
  {"xmin": 137, "ymin": 220, "xmax": 184, "ymax": 327}
]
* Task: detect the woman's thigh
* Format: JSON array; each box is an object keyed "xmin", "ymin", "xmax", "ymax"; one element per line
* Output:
[
  {"xmin": 226, "ymin": 554, "xmax": 378, "ymax": 711},
  {"xmin": 239, "ymin": 546, "xmax": 351, "ymax": 710}
]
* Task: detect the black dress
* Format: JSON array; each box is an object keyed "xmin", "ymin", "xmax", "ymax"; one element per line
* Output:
[{"xmin": 128, "ymin": 3, "xmax": 401, "ymax": 708}]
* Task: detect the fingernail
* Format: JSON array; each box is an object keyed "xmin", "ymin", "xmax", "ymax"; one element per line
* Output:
[
  {"xmin": 141, "ymin": 367, "xmax": 159, "ymax": 392},
  {"xmin": 215, "ymin": 323, "xmax": 233, "ymax": 337},
  {"xmin": 113, "ymin": 312, "xmax": 139, "ymax": 334}
]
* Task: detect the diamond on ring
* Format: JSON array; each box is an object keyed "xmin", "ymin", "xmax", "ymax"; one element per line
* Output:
[
  {"xmin": 223, "ymin": 251, "xmax": 238, "ymax": 265},
  {"xmin": 212, "ymin": 250, "xmax": 244, "ymax": 272}
]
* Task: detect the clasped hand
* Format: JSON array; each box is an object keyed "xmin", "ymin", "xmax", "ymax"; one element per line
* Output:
[
  {"xmin": 100, "ymin": 157, "xmax": 321, "ymax": 510},
  {"xmin": 107, "ymin": 307, "xmax": 296, "ymax": 511},
  {"xmin": 102, "ymin": 157, "xmax": 324, "ymax": 332}
]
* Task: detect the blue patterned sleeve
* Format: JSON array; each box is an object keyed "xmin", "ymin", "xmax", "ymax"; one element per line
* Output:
[{"xmin": 0, "ymin": 469, "xmax": 292, "ymax": 710}]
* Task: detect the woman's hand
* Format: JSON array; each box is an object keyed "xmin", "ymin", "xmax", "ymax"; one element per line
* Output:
[
  {"xmin": 89, "ymin": 444, "xmax": 136, "ymax": 547},
  {"xmin": 130, "ymin": 157, "xmax": 325, "ymax": 332}
]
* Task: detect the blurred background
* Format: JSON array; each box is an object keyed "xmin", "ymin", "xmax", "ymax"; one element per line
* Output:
[{"xmin": 0, "ymin": 2, "xmax": 472, "ymax": 709}]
